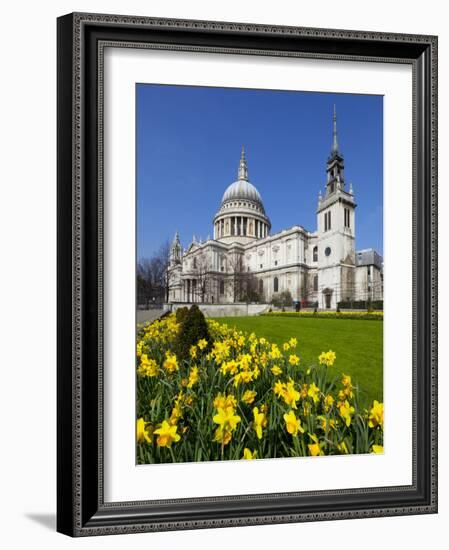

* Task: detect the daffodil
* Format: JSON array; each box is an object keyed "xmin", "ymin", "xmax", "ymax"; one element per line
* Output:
[
  {"xmin": 283, "ymin": 410, "xmax": 304, "ymax": 436},
  {"xmin": 283, "ymin": 342, "xmax": 291, "ymax": 351},
  {"xmin": 242, "ymin": 390, "xmax": 257, "ymax": 405},
  {"xmin": 137, "ymin": 354, "xmax": 158, "ymax": 377},
  {"xmin": 187, "ymin": 365, "xmax": 199, "ymax": 388},
  {"xmin": 318, "ymin": 350, "xmax": 336, "ymax": 367},
  {"xmin": 163, "ymin": 351, "xmax": 179, "ymax": 373},
  {"xmin": 371, "ymin": 444, "xmax": 384, "ymax": 454},
  {"xmin": 271, "ymin": 365, "xmax": 282, "ymax": 376},
  {"xmin": 337, "ymin": 441, "xmax": 349, "ymax": 454},
  {"xmin": 339, "ymin": 400, "xmax": 355, "ymax": 427},
  {"xmin": 213, "ymin": 393, "xmax": 237, "ymax": 410},
  {"xmin": 253, "ymin": 406, "xmax": 267, "ymax": 439},
  {"xmin": 324, "ymin": 394, "xmax": 334, "ymax": 411},
  {"xmin": 189, "ymin": 345, "xmax": 197, "ymax": 359},
  {"xmin": 368, "ymin": 400, "xmax": 384, "ymax": 429},
  {"xmin": 213, "ymin": 407, "xmax": 241, "ymax": 433},
  {"xmin": 308, "ymin": 434, "xmax": 324, "ymax": 456},
  {"xmin": 289, "ymin": 338, "xmax": 298, "ymax": 348},
  {"xmin": 242, "ymin": 448, "xmax": 258, "ymax": 460},
  {"xmin": 282, "ymin": 379, "xmax": 300, "ymax": 409},
  {"xmin": 153, "ymin": 420, "xmax": 181, "ymax": 447},
  {"xmin": 136, "ymin": 418, "xmax": 153, "ymax": 444},
  {"xmin": 213, "ymin": 427, "xmax": 232, "ymax": 445},
  {"xmin": 307, "ymin": 382, "xmax": 320, "ymax": 404},
  {"xmin": 197, "ymin": 338, "xmax": 208, "ymax": 350},
  {"xmin": 288, "ymin": 354, "xmax": 300, "ymax": 366}
]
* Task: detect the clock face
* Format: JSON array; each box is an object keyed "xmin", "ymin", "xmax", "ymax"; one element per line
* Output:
[{"xmin": 325, "ymin": 246, "xmax": 331, "ymax": 257}]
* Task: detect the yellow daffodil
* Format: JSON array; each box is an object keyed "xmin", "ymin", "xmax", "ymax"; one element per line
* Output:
[
  {"xmin": 339, "ymin": 400, "xmax": 355, "ymax": 427},
  {"xmin": 283, "ymin": 342, "xmax": 291, "ymax": 351},
  {"xmin": 242, "ymin": 390, "xmax": 257, "ymax": 405},
  {"xmin": 288, "ymin": 354, "xmax": 300, "ymax": 366},
  {"xmin": 252, "ymin": 406, "xmax": 267, "ymax": 439},
  {"xmin": 283, "ymin": 410, "xmax": 304, "ymax": 436},
  {"xmin": 197, "ymin": 338, "xmax": 208, "ymax": 350},
  {"xmin": 269, "ymin": 344, "xmax": 282, "ymax": 360},
  {"xmin": 213, "ymin": 427, "xmax": 232, "ymax": 445},
  {"xmin": 213, "ymin": 407, "xmax": 241, "ymax": 433},
  {"xmin": 318, "ymin": 350, "xmax": 336, "ymax": 367},
  {"xmin": 211, "ymin": 341, "xmax": 230, "ymax": 364},
  {"xmin": 163, "ymin": 351, "xmax": 179, "ymax": 373},
  {"xmin": 186, "ymin": 365, "xmax": 199, "ymax": 388},
  {"xmin": 289, "ymin": 337, "xmax": 298, "ymax": 348},
  {"xmin": 337, "ymin": 441, "xmax": 349, "ymax": 454},
  {"xmin": 137, "ymin": 354, "xmax": 158, "ymax": 377},
  {"xmin": 233, "ymin": 370, "xmax": 253, "ymax": 387},
  {"xmin": 136, "ymin": 418, "xmax": 153, "ymax": 444},
  {"xmin": 242, "ymin": 448, "xmax": 258, "ymax": 460},
  {"xmin": 213, "ymin": 393, "xmax": 237, "ymax": 410},
  {"xmin": 317, "ymin": 415, "xmax": 336, "ymax": 431},
  {"xmin": 189, "ymin": 345, "xmax": 197, "ymax": 359},
  {"xmin": 281, "ymin": 379, "xmax": 300, "ymax": 409},
  {"xmin": 307, "ymin": 382, "xmax": 320, "ymax": 404},
  {"xmin": 324, "ymin": 394, "xmax": 334, "ymax": 411},
  {"xmin": 169, "ymin": 403, "xmax": 183, "ymax": 425},
  {"xmin": 153, "ymin": 420, "xmax": 181, "ymax": 447},
  {"xmin": 274, "ymin": 380, "xmax": 286, "ymax": 397},
  {"xmin": 371, "ymin": 444, "xmax": 384, "ymax": 454},
  {"xmin": 368, "ymin": 400, "xmax": 384, "ymax": 429},
  {"xmin": 308, "ymin": 434, "xmax": 324, "ymax": 456},
  {"xmin": 271, "ymin": 365, "xmax": 282, "ymax": 376}
]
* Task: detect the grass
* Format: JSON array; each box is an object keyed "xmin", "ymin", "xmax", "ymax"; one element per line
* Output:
[{"xmin": 211, "ymin": 316, "xmax": 383, "ymax": 408}]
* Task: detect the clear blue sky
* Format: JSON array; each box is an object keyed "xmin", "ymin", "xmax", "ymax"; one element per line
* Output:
[{"xmin": 136, "ymin": 84, "xmax": 383, "ymax": 259}]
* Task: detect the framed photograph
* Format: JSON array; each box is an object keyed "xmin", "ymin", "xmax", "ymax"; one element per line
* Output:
[{"xmin": 57, "ymin": 12, "xmax": 438, "ymax": 536}]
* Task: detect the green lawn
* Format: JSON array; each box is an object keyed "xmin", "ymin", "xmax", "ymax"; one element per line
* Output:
[{"xmin": 211, "ymin": 316, "xmax": 383, "ymax": 408}]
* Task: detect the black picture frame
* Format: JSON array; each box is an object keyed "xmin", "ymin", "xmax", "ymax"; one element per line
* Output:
[{"xmin": 57, "ymin": 12, "xmax": 438, "ymax": 537}]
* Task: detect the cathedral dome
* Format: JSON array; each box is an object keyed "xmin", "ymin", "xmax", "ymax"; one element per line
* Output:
[
  {"xmin": 221, "ymin": 179, "xmax": 264, "ymax": 207},
  {"xmin": 213, "ymin": 147, "xmax": 271, "ymax": 243}
]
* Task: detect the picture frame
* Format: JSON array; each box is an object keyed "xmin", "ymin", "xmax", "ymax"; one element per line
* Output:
[{"xmin": 57, "ymin": 12, "xmax": 438, "ymax": 536}]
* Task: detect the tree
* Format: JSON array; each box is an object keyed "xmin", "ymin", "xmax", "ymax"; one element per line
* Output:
[
  {"xmin": 228, "ymin": 254, "xmax": 263, "ymax": 303},
  {"xmin": 137, "ymin": 240, "xmax": 172, "ymax": 306},
  {"xmin": 190, "ymin": 251, "xmax": 213, "ymax": 303},
  {"xmin": 271, "ymin": 290, "xmax": 293, "ymax": 308}
]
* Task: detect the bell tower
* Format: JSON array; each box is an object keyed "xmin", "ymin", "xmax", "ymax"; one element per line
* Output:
[
  {"xmin": 316, "ymin": 106, "xmax": 356, "ymax": 309},
  {"xmin": 170, "ymin": 231, "xmax": 183, "ymax": 265}
]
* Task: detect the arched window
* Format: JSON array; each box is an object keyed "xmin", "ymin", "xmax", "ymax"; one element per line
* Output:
[
  {"xmin": 219, "ymin": 280, "xmax": 225, "ymax": 295},
  {"xmin": 193, "ymin": 257, "xmax": 197, "ymax": 269},
  {"xmin": 313, "ymin": 246, "xmax": 318, "ymax": 262},
  {"xmin": 273, "ymin": 276, "xmax": 279, "ymax": 293},
  {"xmin": 313, "ymin": 275, "xmax": 318, "ymax": 292},
  {"xmin": 259, "ymin": 279, "xmax": 264, "ymax": 294}
]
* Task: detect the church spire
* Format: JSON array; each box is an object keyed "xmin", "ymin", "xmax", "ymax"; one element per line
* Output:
[
  {"xmin": 332, "ymin": 104, "xmax": 339, "ymax": 154},
  {"xmin": 237, "ymin": 145, "xmax": 248, "ymax": 180}
]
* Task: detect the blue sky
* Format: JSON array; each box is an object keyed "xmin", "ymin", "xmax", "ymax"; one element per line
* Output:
[{"xmin": 136, "ymin": 84, "xmax": 383, "ymax": 259}]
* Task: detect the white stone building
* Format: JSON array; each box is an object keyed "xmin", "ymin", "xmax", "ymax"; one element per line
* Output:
[{"xmin": 167, "ymin": 109, "xmax": 383, "ymax": 310}]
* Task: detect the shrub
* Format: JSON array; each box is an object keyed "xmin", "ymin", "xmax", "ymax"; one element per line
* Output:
[
  {"xmin": 175, "ymin": 305, "xmax": 211, "ymax": 361},
  {"xmin": 175, "ymin": 306, "xmax": 189, "ymax": 325},
  {"xmin": 271, "ymin": 290, "xmax": 293, "ymax": 308}
]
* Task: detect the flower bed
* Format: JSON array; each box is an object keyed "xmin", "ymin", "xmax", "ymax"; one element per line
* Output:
[
  {"xmin": 136, "ymin": 313, "xmax": 383, "ymax": 463},
  {"xmin": 262, "ymin": 311, "xmax": 384, "ymax": 321}
]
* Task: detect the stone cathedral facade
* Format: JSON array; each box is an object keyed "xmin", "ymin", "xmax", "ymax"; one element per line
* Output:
[{"xmin": 167, "ymin": 109, "xmax": 383, "ymax": 310}]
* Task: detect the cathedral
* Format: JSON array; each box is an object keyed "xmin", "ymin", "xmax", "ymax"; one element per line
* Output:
[{"xmin": 167, "ymin": 108, "xmax": 383, "ymax": 310}]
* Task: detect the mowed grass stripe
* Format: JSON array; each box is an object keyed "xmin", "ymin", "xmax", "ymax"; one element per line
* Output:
[{"xmin": 211, "ymin": 316, "xmax": 383, "ymax": 407}]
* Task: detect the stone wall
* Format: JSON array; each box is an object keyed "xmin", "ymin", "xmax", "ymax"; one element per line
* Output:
[{"xmin": 163, "ymin": 302, "xmax": 271, "ymax": 317}]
